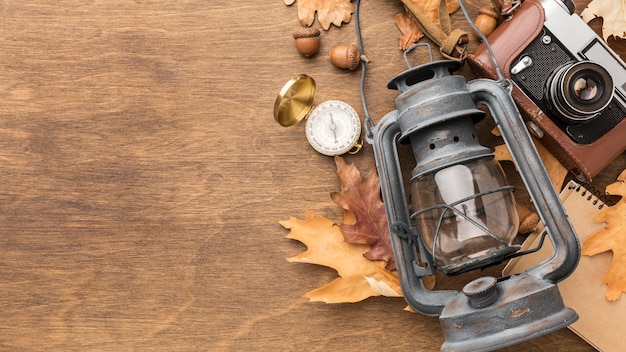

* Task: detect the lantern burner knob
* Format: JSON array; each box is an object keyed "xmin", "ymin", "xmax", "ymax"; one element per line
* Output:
[{"xmin": 463, "ymin": 276, "xmax": 498, "ymax": 308}]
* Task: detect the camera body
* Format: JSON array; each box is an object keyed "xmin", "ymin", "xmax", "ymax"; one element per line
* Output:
[{"xmin": 468, "ymin": 0, "xmax": 626, "ymax": 181}]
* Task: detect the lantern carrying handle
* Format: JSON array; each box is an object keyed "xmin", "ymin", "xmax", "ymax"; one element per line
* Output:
[{"xmin": 403, "ymin": 43, "xmax": 435, "ymax": 68}]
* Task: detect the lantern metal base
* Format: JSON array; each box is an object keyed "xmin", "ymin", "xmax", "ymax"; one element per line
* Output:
[{"xmin": 439, "ymin": 273, "xmax": 578, "ymax": 352}]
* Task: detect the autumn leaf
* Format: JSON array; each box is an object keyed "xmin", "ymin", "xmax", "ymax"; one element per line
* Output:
[
  {"xmin": 395, "ymin": 0, "xmax": 461, "ymax": 49},
  {"xmin": 403, "ymin": 0, "xmax": 460, "ymax": 28},
  {"xmin": 281, "ymin": 211, "xmax": 402, "ymax": 303},
  {"xmin": 581, "ymin": 0, "xmax": 626, "ymax": 40},
  {"xmin": 285, "ymin": 0, "xmax": 354, "ymax": 30},
  {"xmin": 582, "ymin": 169, "xmax": 626, "ymax": 301},
  {"xmin": 395, "ymin": 12, "xmax": 424, "ymax": 50},
  {"xmin": 330, "ymin": 156, "xmax": 396, "ymax": 270},
  {"xmin": 491, "ymin": 128, "xmax": 569, "ymax": 191}
]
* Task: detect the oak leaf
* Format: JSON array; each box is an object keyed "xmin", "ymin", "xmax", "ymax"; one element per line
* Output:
[
  {"xmin": 582, "ymin": 169, "xmax": 626, "ymax": 301},
  {"xmin": 281, "ymin": 211, "xmax": 402, "ymax": 303},
  {"xmin": 581, "ymin": 0, "xmax": 626, "ymax": 40},
  {"xmin": 395, "ymin": 12, "xmax": 424, "ymax": 50},
  {"xmin": 285, "ymin": 0, "xmax": 354, "ymax": 30},
  {"xmin": 330, "ymin": 156, "xmax": 396, "ymax": 270}
]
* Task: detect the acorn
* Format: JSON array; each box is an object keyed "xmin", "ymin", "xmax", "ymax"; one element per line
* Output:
[
  {"xmin": 517, "ymin": 203, "xmax": 540, "ymax": 235},
  {"xmin": 292, "ymin": 27, "xmax": 320, "ymax": 57},
  {"xmin": 474, "ymin": 6, "xmax": 500, "ymax": 38},
  {"xmin": 329, "ymin": 44, "xmax": 361, "ymax": 70}
]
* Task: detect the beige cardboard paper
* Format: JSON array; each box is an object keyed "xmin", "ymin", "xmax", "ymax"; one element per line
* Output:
[{"xmin": 504, "ymin": 180, "xmax": 619, "ymax": 352}]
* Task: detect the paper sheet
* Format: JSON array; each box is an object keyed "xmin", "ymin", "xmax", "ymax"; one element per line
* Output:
[{"xmin": 504, "ymin": 180, "xmax": 620, "ymax": 352}]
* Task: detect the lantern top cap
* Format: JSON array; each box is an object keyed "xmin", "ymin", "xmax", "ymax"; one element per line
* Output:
[{"xmin": 388, "ymin": 60, "xmax": 463, "ymax": 93}]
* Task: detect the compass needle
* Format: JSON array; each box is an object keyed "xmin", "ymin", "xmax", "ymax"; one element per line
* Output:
[{"xmin": 329, "ymin": 112, "xmax": 338, "ymax": 142}]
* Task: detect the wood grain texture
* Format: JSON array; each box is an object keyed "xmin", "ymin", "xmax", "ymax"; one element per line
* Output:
[{"xmin": 0, "ymin": 0, "xmax": 622, "ymax": 350}]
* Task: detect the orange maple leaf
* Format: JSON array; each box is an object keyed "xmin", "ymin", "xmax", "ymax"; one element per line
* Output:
[
  {"xmin": 582, "ymin": 169, "xmax": 626, "ymax": 301},
  {"xmin": 281, "ymin": 211, "xmax": 402, "ymax": 303},
  {"xmin": 330, "ymin": 156, "xmax": 395, "ymax": 270}
]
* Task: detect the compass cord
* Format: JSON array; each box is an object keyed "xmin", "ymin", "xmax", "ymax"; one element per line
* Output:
[{"xmin": 353, "ymin": 0, "xmax": 375, "ymax": 140}]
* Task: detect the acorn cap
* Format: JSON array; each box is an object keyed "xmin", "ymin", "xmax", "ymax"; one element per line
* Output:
[
  {"xmin": 478, "ymin": 6, "xmax": 500, "ymax": 20},
  {"xmin": 292, "ymin": 27, "xmax": 320, "ymax": 39},
  {"xmin": 519, "ymin": 212, "xmax": 540, "ymax": 235},
  {"xmin": 330, "ymin": 44, "xmax": 361, "ymax": 70},
  {"xmin": 344, "ymin": 45, "xmax": 361, "ymax": 70}
]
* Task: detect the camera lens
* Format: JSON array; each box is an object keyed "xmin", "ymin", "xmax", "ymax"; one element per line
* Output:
[
  {"xmin": 572, "ymin": 77, "xmax": 598, "ymax": 101},
  {"xmin": 547, "ymin": 61, "xmax": 613, "ymax": 122}
]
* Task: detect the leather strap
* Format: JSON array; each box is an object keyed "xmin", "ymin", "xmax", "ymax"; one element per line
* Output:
[{"xmin": 400, "ymin": 0, "xmax": 469, "ymax": 60}]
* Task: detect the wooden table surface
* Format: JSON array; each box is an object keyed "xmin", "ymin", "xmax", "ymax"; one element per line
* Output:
[{"xmin": 1, "ymin": 1, "xmax": 623, "ymax": 351}]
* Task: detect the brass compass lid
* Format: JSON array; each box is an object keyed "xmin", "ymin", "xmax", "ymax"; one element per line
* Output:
[{"xmin": 273, "ymin": 74, "xmax": 316, "ymax": 127}]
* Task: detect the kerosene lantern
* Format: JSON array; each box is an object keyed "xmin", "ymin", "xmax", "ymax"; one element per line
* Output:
[{"xmin": 367, "ymin": 58, "xmax": 581, "ymax": 351}]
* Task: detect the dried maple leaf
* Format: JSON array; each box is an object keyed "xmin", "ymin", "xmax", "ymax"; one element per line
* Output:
[
  {"xmin": 286, "ymin": 0, "xmax": 354, "ymax": 30},
  {"xmin": 582, "ymin": 169, "xmax": 626, "ymax": 301},
  {"xmin": 581, "ymin": 0, "xmax": 626, "ymax": 40},
  {"xmin": 281, "ymin": 211, "xmax": 402, "ymax": 303},
  {"xmin": 330, "ymin": 156, "xmax": 396, "ymax": 270}
]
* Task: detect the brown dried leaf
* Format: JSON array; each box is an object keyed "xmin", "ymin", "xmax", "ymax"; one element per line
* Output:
[
  {"xmin": 582, "ymin": 169, "xmax": 626, "ymax": 301},
  {"xmin": 396, "ymin": 0, "xmax": 460, "ymax": 50},
  {"xmin": 281, "ymin": 211, "xmax": 402, "ymax": 303},
  {"xmin": 395, "ymin": 13, "xmax": 424, "ymax": 50},
  {"xmin": 403, "ymin": 0, "xmax": 460, "ymax": 27},
  {"xmin": 296, "ymin": 0, "xmax": 354, "ymax": 30},
  {"xmin": 330, "ymin": 156, "xmax": 395, "ymax": 270}
]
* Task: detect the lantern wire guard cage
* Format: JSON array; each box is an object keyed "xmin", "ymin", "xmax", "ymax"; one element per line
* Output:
[{"xmin": 355, "ymin": 0, "xmax": 581, "ymax": 350}]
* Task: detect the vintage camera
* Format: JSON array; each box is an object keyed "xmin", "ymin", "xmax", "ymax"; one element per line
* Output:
[{"xmin": 467, "ymin": 0, "xmax": 626, "ymax": 181}]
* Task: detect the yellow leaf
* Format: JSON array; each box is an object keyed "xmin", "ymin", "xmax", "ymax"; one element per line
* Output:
[
  {"xmin": 582, "ymin": 169, "xmax": 626, "ymax": 301},
  {"xmin": 364, "ymin": 276, "xmax": 402, "ymax": 297},
  {"xmin": 281, "ymin": 211, "xmax": 402, "ymax": 303},
  {"xmin": 492, "ymin": 128, "xmax": 568, "ymax": 190},
  {"xmin": 581, "ymin": 0, "xmax": 626, "ymax": 40}
]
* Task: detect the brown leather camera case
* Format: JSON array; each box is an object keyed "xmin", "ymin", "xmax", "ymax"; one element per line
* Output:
[{"xmin": 467, "ymin": 0, "xmax": 626, "ymax": 181}]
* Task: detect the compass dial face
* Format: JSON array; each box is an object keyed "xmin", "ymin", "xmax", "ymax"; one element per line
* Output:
[{"xmin": 305, "ymin": 100, "xmax": 361, "ymax": 156}]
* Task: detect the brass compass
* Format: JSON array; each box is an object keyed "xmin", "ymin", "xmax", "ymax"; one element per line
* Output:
[{"xmin": 274, "ymin": 74, "xmax": 362, "ymax": 156}]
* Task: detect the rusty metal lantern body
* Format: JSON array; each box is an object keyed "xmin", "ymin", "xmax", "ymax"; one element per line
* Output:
[{"xmin": 368, "ymin": 60, "xmax": 580, "ymax": 351}]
